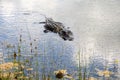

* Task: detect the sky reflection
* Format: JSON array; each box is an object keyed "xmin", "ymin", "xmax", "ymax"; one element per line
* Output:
[{"xmin": 0, "ymin": 0, "xmax": 120, "ymax": 67}]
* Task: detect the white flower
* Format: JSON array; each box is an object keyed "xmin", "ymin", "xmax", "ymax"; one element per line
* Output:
[{"xmin": 95, "ymin": 68, "xmax": 112, "ymax": 77}]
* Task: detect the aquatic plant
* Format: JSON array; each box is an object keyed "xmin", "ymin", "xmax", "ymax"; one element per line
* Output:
[
  {"xmin": 95, "ymin": 68, "xmax": 113, "ymax": 77},
  {"xmin": 54, "ymin": 69, "xmax": 73, "ymax": 80}
]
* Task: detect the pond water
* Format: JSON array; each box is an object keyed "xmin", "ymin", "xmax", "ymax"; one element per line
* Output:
[{"xmin": 0, "ymin": 0, "xmax": 120, "ymax": 80}]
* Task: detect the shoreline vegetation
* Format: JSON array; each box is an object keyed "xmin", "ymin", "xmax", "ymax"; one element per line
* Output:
[{"xmin": 0, "ymin": 32, "xmax": 119, "ymax": 80}]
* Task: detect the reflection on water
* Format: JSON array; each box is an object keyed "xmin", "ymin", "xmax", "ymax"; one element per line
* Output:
[{"xmin": 0, "ymin": 0, "xmax": 120, "ymax": 79}]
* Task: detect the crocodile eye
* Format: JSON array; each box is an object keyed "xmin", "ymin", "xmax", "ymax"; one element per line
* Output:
[
  {"xmin": 67, "ymin": 30, "xmax": 73, "ymax": 35},
  {"xmin": 62, "ymin": 30, "xmax": 66, "ymax": 34}
]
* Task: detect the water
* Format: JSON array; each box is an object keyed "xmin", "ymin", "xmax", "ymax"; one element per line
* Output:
[{"xmin": 0, "ymin": 0, "xmax": 120, "ymax": 79}]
